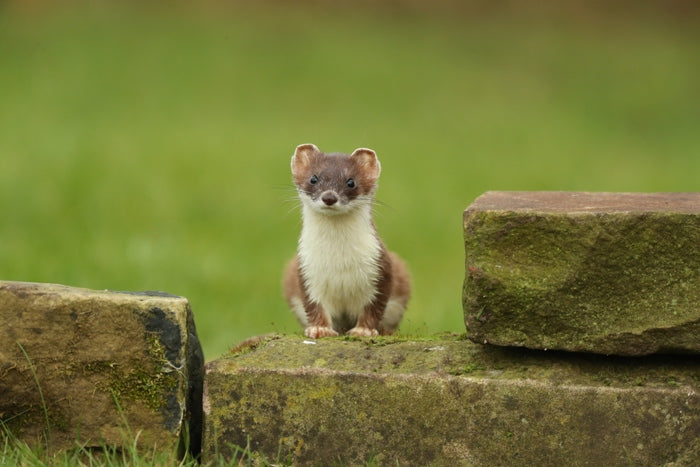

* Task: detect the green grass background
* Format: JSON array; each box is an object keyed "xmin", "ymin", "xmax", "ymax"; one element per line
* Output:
[{"xmin": 1, "ymin": 1, "xmax": 698, "ymax": 360}]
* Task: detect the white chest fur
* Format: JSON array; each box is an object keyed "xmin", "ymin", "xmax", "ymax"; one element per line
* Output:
[{"xmin": 298, "ymin": 204, "xmax": 382, "ymax": 318}]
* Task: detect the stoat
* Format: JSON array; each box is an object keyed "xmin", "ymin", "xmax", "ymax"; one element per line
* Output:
[{"xmin": 283, "ymin": 143, "xmax": 411, "ymax": 338}]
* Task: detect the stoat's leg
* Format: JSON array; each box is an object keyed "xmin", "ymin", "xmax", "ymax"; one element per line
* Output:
[
  {"xmin": 283, "ymin": 257, "xmax": 308, "ymax": 326},
  {"xmin": 378, "ymin": 252, "xmax": 411, "ymax": 335},
  {"xmin": 304, "ymin": 301, "xmax": 338, "ymax": 338},
  {"xmin": 348, "ymin": 302, "xmax": 382, "ymax": 337},
  {"xmin": 285, "ymin": 256, "xmax": 338, "ymax": 338},
  {"xmin": 306, "ymin": 325, "xmax": 339, "ymax": 339},
  {"xmin": 347, "ymin": 326, "xmax": 379, "ymax": 337},
  {"xmin": 304, "ymin": 305, "xmax": 338, "ymax": 338}
]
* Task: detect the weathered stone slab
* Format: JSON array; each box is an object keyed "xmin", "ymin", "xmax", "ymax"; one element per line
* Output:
[
  {"xmin": 203, "ymin": 334, "xmax": 699, "ymax": 466},
  {"xmin": 463, "ymin": 191, "xmax": 700, "ymax": 356},
  {"xmin": 0, "ymin": 281, "xmax": 204, "ymax": 458}
]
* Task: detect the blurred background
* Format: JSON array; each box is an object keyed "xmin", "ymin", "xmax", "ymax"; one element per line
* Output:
[{"xmin": 1, "ymin": 0, "xmax": 698, "ymax": 359}]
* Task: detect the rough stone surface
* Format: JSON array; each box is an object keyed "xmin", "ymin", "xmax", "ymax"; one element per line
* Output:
[
  {"xmin": 463, "ymin": 191, "xmax": 700, "ymax": 356},
  {"xmin": 203, "ymin": 334, "xmax": 699, "ymax": 466},
  {"xmin": 0, "ymin": 281, "xmax": 204, "ymax": 457}
]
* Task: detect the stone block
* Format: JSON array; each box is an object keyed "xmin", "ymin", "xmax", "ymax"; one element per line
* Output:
[
  {"xmin": 0, "ymin": 281, "xmax": 204, "ymax": 458},
  {"xmin": 203, "ymin": 335, "xmax": 699, "ymax": 466},
  {"xmin": 463, "ymin": 191, "xmax": 700, "ymax": 356}
]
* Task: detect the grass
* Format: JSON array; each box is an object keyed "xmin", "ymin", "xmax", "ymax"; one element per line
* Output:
[
  {"xmin": 1, "ymin": 0, "xmax": 696, "ymax": 450},
  {"xmin": 6, "ymin": 8, "xmax": 694, "ymax": 465},
  {"xmin": 1, "ymin": 413, "xmax": 271, "ymax": 466},
  {"xmin": 0, "ymin": 434, "xmax": 203, "ymax": 467},
  {"xmin": 16, "ymin": 343, "xmax": 52, "ymax": 450},
  {"xmin": 0, "ymin": 1, "xmax": 698, "ymax": 366},
  {"xmin": 0, "ymin": 342, "xmax": 247, "ymax": 466}
]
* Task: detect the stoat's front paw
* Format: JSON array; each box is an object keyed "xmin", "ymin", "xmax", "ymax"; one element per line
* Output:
[
  {"xmin": 347, "ymin": 326, "xmax": 379, "ymax": 338},
  {"xmin": 305, "ymin": 326, "xmax": 339, "ymax": 339}
]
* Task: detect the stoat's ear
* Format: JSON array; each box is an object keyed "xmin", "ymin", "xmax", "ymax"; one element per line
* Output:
[
  {"xmin": 291, "ymin": 143, "xmax": 319, "ymax": 173},
  {"xmin": 350, "ymin": 148, "xmax": 381, "ymax": 180}
]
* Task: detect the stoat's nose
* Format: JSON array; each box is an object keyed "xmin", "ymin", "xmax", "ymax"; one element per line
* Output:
[{"xmin": 321, "ymin": 191, "xmax": 338, "ymax": 206}]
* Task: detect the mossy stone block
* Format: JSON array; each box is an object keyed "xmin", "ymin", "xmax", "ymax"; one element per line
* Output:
[
  {"xmin": 463, "ymin": 191, "xmax": 700, "ymax": 356},
  {"xmin": 203, "ymin": 334, "xmax": 699, "ymax": 465},
  {"xmin": 0, "ymin": 281, "xmax": 204, "ymax": 458}
]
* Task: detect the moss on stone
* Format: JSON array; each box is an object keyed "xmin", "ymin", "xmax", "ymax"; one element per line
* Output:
[
  {"xmin": 212, "ymin": 334, "xmax": 697, "ymax": 389},
  {"xmin": 227, "ymin": 333, "xmax": 282, "ymax": 357},
  {"xmin": 74, "ymin": 332, "xmax": 178, "ymax": 412},
  {"xmin": 204, "ymin": 335, "xmax": 700, "ymax": 465},
  {"xmin": 0, "ymin": 281, "xmax": 201, "ymax": 456},
  {"xmin": 462, "ymin": 192, "xmax": 700, "ymax": 356}
]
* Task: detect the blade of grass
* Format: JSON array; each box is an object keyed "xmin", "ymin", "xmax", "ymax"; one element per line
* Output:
[{"xmin": 16, "ymin": 341, "xmax": 52, "ymax": 453}]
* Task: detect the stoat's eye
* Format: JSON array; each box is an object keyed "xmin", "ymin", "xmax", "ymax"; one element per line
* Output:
[
  {"xmin": 346, "ymin": 178, "xmax": 356, "ymax": 189},
  {"xmin": 309, "ymin": 175, "xmax": 319, "ymax": 184}
]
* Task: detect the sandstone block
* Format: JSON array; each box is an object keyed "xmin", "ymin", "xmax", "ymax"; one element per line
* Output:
[
  {"xmin": 463, "ymin": 191, "xmax": 700, "ymax": 356},
  {"xmin": 203, "ymin": 335, "xmax": 699, "ymax": 466},
  {"xmin": 0, "ymin": 281, "xmax": 204, "ymax": 458}
]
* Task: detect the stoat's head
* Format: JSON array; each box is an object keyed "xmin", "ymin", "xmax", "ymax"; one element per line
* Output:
[{"xmin": 291, "ymin": 143, "xmax": 381, "ymax": 216}]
